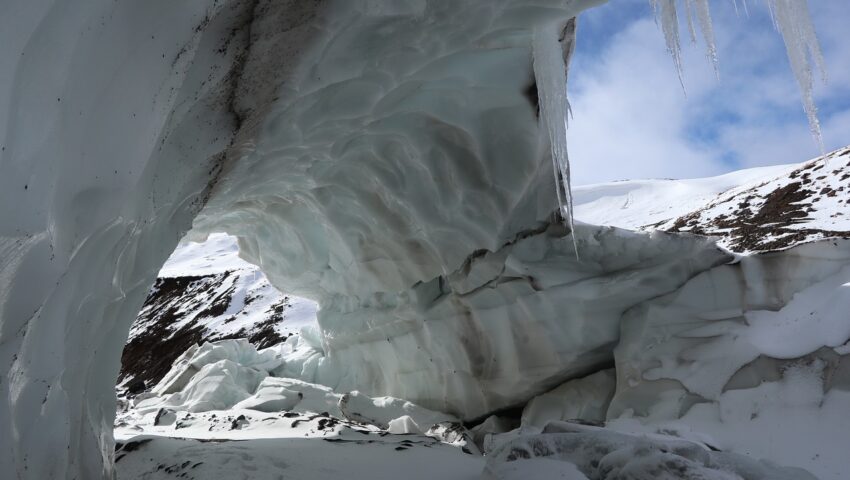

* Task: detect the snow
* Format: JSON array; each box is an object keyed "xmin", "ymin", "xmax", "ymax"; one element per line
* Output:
[
  {"xmin": 115, "ymin": 338, "xmax": 485, "ymax": 479},
  {"xmin": 136, "ymin": 234, "xmax": 318, "ymax": 343},
  {"xmin": 127, "ymin": 338, "xmax": 461, "ymax": 436},
  {"xmin": 115, "ymin": 434, "xmax": 484, "ymax": 480},
  {"xmin": 484, "ymin": 422, "xmax": 815, "ymax": 480},
  {"xmin": 655, "ymin": 146, "xmax": 850, "ymax": 252},
  {"xmin": 607, "ymin": 238, "xmax": 850, "ymax": 480},
  {"xmin": 157, "ymin": 233, "xmax": 258, "ymax": 278},
  {"xmin": 744, "ymin": 265, "xmax": 850, "ymax": 358},
  {"xmin": 573, "ymin": 163, "xmax": 796, "ymax": 231},
  {"xmin": 574, "ymin": 145, "xmax": 850, "ymax": 252}
]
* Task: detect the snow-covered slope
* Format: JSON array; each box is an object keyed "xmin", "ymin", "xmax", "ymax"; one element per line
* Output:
[
  {"xmin": 119, "ymin": 234, "xmax": 317, "ymax": 394},
  {"xmin": 573, "ymin": 163, "xmax": 796, "ymax": 232},
  {"xmin": 575, "ymin": 146, "xmax": 850, "ymax": 252}
]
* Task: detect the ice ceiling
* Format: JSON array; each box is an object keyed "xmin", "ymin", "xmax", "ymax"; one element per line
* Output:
[{"xmin": 0, "ymin": 0, "xmax": 824, "ymax": 478}]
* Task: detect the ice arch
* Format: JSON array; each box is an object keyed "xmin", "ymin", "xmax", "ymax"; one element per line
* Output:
[{"xmin": 0, "ymin": 0, "xmax": 813, "ymax": 479}]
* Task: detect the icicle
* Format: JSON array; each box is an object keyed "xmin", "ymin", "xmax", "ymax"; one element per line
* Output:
[
  {"xmin": 650, "ymin": 0, "xmax": 825, "ymax": 148},
  {"xmin": 732, "ymin": 0, "xmax": 751, "ymax": 18},
  {"xmin": 650, "ymin": 0, "xmax": 686, "ymax": 89},
  {"xmin": 533, "ymin": 24, "xmax": 578, "ymax": 257},
  {"xmin": 765, "ymin": 0, "xmax": 826, "ymax": 150},
  {"xmin": 683, "ymin": 0, "xmax": 698, "ymax": 44},
  {"xmin": 650, "ymin": 0, "xmax": 720, "ymax": 85},
  {"xmin": 690, "ymin": 0, "xmax": 719, "ymax": 76}
]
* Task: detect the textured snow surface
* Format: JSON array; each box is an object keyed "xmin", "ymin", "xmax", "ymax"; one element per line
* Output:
[
  {"xmin": 484, "ymin": 422, "xmax": 816, "ymax": 480},
  {"xmin": 115, "ymin": 339, "xmax": 484, "ymax": 479},
  {"xmin": 114, "ymin": 433, "xmax": 484, "ymax": 480},
  {"xmin": 607, "ymin": 239, "xmax": 850, "ymax": 480}
]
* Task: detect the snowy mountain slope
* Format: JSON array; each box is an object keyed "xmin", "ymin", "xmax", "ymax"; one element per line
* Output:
[
  {"xmin": 119, "ymin": 234, "xmax": 317, "ymax": 393},
  {"xmin": 575, "ymin": 145, "xmax": 850, "ymax": 252},
  {"xmin": 573, "ymin": 163, "xmax": 796, "ymax": 231}
]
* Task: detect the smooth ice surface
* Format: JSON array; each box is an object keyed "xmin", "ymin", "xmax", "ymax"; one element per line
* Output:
[{"xmin": 264, "ymin": 223, "xmax": 728, "ymax": 419}]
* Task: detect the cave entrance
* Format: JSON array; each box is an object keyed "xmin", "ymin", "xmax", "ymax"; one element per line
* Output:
[{"xmin": 116, "ymin": 233, "xmax": 318, "ymax": 398}]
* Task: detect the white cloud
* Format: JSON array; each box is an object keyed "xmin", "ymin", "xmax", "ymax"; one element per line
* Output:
[{"xmin": 568, "ymin": 1, "xmax": 850, "ymax": 185}]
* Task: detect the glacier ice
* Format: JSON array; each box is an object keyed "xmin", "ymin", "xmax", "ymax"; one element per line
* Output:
[
  {"xmin": 0, "ymin": 0, "xmax": 836, "ymax": 478},
  {"xmin": 268, "ymin": 224, "xmax": 728, "ymax": 419},
  {"xmin": 533, "ymin": 19, "xmax": 576, "ymax": 230},
  {"xmin": 520, "ymin": 369, "xmax": 615, "ymax": 429}
]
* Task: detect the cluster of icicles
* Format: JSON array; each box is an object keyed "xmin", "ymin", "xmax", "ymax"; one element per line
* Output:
[{"xmin": 535, "ymin": 0, "xmax": 825, "ymax": 228}]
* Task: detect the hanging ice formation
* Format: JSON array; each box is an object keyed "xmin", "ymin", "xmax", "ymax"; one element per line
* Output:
[
  {"xmin": 533, "ymin": 24, "xmax": 574, "ymax": 230},
  {"xmin": 534, "ymin": 0, "xmax": 825, "ymax": 238},
  {"xmin": 650, "ymin": 0, "xmax": 826, "ymax": 146},
  {"xmin": 765, "ymin": 0, "xmax": 827, "ymax": 148}
]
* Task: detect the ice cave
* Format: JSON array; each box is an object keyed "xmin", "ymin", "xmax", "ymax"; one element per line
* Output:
[{"xmin": 1, "ymin": 0, "xmax": 849, "ymax": 479}]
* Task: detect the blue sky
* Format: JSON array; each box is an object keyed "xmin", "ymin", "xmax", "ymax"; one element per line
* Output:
[{"xmin": 568, "ymin": 0, "xmax": 850, "ymax": 185}]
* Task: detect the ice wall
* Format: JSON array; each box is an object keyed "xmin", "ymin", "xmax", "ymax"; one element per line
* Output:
[
  {"xmin": 0, "ymin": 1, "xmax": 605, "ymax": 478},
  {"xmin": 278, "ymin": 223, "xmax": 728, "ymax": 418},
  {"xmin": 0, "ymin": 0, "xmax": 326, "ymax": 477},
  {"xmin": 608, "ymin": 239, "xmax": 850, "ymax": 479}
]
